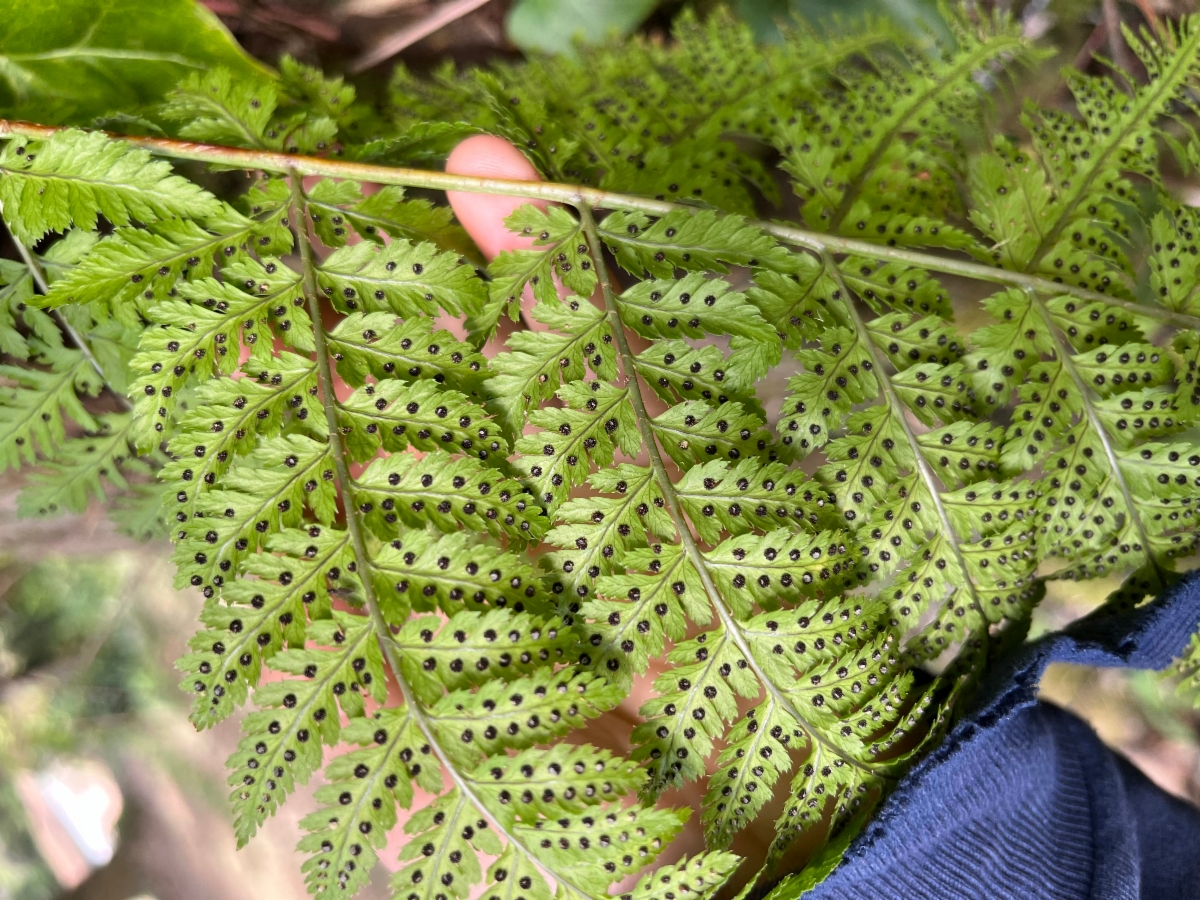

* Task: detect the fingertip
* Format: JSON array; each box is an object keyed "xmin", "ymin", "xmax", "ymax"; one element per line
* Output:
[
  {"xmin": 447, "ymin": 134, "xmax": 541, "ymax": 181},
  {"xmin": 446, "ymin": 134, "xmax": 545, "ymax": 260}
]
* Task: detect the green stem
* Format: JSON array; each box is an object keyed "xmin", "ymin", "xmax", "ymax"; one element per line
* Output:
[
  {"xmin": 2, "ymin": 119, "xmax": 1197, "ymax": 331},
  {"xmin": 821, "ymin": 250, "xmax": 985, "ymax": 623},
  {"xmin": 5, "ymin": 223, "xmax": 133, "ymax": 413},
  {"xmin": 578, "ymin": 204, "xmax": 887, "ymax": 777},
  {"xmin": 286, "ymin": 172, "xmax": 600, "ymax": 900},
  {"xmin": 1028, "ymin": 290, "xmax": 1163, "ymax": 582}
]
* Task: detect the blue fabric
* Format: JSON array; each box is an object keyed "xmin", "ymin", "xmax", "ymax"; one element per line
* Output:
[{"xmin": 806, "ymin": 573, "xmax": 1200, "ymax": 900}]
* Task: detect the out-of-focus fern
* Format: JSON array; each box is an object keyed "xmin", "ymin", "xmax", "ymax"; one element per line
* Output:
[{"xmin": 3, "ymin": 7, "xmax": 1200, "ymax": 900}]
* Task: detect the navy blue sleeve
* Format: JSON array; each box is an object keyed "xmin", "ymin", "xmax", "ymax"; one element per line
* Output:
[{"xmin": 804, "ymin": 574, "xmax": 1200, "ymax": 900}]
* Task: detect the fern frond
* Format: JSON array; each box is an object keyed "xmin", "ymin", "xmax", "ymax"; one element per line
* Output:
[
  {"xmin": 478, "ymin": 206, "xmax": 597, "ymax": 340},
  {"xmin": 616, "ymin": 275, "xmax": 775, "ymax": 346},
  {"xmin": 15, "ymin": 413, "xmax": 145, "ymax": 517},
  {"xmin": 486, "ymin": 298, "xmax": 616, "ymax": 436},
  {"xmin": 598, "ymin": 210, "xmax": 795, "ymax": 279},
  {"xmin": 130, "ymin": 260, "xmax": 314, "ymax": 448},
  {"xmin": 0, "ymin": 258, "xmax": 43, "ymax": 359},
  {"xmin": 228, "ymin": 614, "xmax": 387, "ymax": 844},
  {"xmin": 161, "ymin": 68, "xmax": 279, "ymax": 147},
  {"xmin": 162, "ymin": 351, "xmax": 323, "ymax": 525},
  {"xmin": 393, "ymin": 610, "xmax": 574, "ymax": 704},
  {"xmin": 627, "ymin": 852, "xmax": 740, "ymax": 900},
  {"xmin": 775, "ymin": 9, "xmax": 1031, "ymax": 244},
  {"xmin": 0, "ymin": 344, "xmax": 102, "ymax": 469},
  {"xmin": 504, "ymin": 803, "xmax": 688, "ymax": 895},
  {"xmin": 172, "ymin": 434, "xmax": 337, "ymax": 597},
  {"xmin": 513, "ymin": 381, "xmax": 639, "ymax": 509},
  {"xmin": 42, "ymin": 206, "xmax": 292, "ymax": 325},
  {"xmin": 673, "ymin": 459, "xmax": 834, "ymax": 542},
  {"xmin": 0, "ymin": 130, "xmax": 222, "ymax": 243},
  {"xmin": 298, "ymin": 706, "xmax": 434, "ymax": 896},
  {"xmin": 318, "ymin": 238, "xmax": 487, "ymax": 319},
  {"xmin": 777, "ymin": 326, "xmax": 877, "ymax": 456},
  {"xmin": 181, "ymin": 525, "xmax": 356, "ymax": 726},
  {"xmin": 972, "ymin": 18, "xmax": 1200, "ymax": 294},
  {"xmin": 9, "ymin": 15, "xmax": 1200, "ymax": 895},
  {"xmin": 307, "ymin": 180, "xmax": 472, "ymax": 256},
  {"xmin": 356, "ymin": 450, "xmax": 545, "ymax": 541},
  {"xmin": 337, "ymin": 379, "xmax": 505, "ymax": 465},
  {"xmin": 651, "ymin": 401, "xmax": 778, "ymax": 470}
]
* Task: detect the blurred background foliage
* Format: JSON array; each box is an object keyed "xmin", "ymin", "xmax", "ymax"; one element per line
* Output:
[{"xmin": 1, "ymin": 0, "xmax": 1199, "ymax": 898}]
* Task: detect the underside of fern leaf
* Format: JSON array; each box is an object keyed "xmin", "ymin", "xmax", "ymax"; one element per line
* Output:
[{"xmin": 3, "ymin": 6, "xmax": 1200, "ymax": 900}]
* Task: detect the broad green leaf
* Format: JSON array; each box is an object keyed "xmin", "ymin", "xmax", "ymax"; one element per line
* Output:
[{"xmin": 0, "ymin": 0, "xmax": 269, "ymax": 124}]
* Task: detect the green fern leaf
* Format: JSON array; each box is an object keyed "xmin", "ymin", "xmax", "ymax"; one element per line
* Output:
[
  {"xmin": 599, "ymin": 210, "xmax": 795, "ymax": 279},
  {"xmin": 180, "ymin": 526, "xmax": 355, "ymax": 727},
  {"xmin": 916, "ymin": 421, "xmax": 1004, "ymax": 487},
  {"xmin": 0, "ymin": 130, "xmax": 222, "ymax": 243},
  {"xmin": 486, "ymin": 298, "xmax": 615, "ymax": 436},
  {"xmin": 776, "ymin": 12, "xmax": 1029, "ymax": 240},
  {"xmin": 356, "ymin": 450, "xmax": 544, "ymax": 541},
  {"xmin": 338, "ymin": 379, "xmax": 505, "ymax": 465},
  {"xmin": 509, "ymin": 804, "xmax": 688, "ymax": 895},
  {"xmin": 392, "ymin": 790, "xmax": 501, "ymax": 900},
  {"xmin": 172, "ymin": 435, "xmax": 337, "ymax": 596},
  {"xmin": 318, "ymin": 239, "xmax": 487, "ymax": 319},
  {"xmin": 514, "ymin": 381, "xmax": 639, "ymax": 508},
  {"xmin": 628, "ymin": 852, "xmax": 738, "ymax": 900},
  {"xmin": 299, "ymin": 707, "xmax": 436, "ymax": 896},
  {"xmin": 635, "ymin": 341, "xmax": 764, "ymax": 414},
  {"xmin": 890, "ymin": 362, "xmax": 977, "ymax": 427},
  {"xmin": 11, "ymin": 14, "xmax": 1200, "ymax": 896},
  {"xmin": 41, "ymin": 209, "xmax": 292, "ymax": 324},
  {"xmin": 867, "ymin": 312, "xmax": 965, "ymax": 371},
  {"xmin": 394, "ymin": 610, "xmax": 574, "ymax": 705},
  {"xmin": 1150, "ymin": 202, "xmax": 1200, "ymax": 315},
  {"xmin": 228, "ymin": 614, "xmax": 385, "ymax": 845},
  {"xmin": 651, "ymin": 401, "xmax": 777, "ymax": 470},
  {"xmin": 482, "ymin": 206, "xmax": 597, "ymax": 337},
  {"xmin": 371, "ymin": 531, "xmax": 554, "ymax": 620},
  {"xmin": 971, "ymin": 19, "xmax": 1200, "ymax": 291},
  {"xmin": 702, "ymin": 700, "xmax": 797, "ymax": 848},
  {"xmin": 0, "ymin": 259, "xmax": 43, "ymax": 359},
  {"xmin": 130, "ymin": 262, "xmax": 314, "ymax": 447},
  {"xmin": 428, "ymin": 668, "xmax": 620, "ymax": 767},
  {"xmin": 776, "ymin": 327, "xmax": 878, "ymax": 456},
  {"xmin": 162, "ymin": 351, "xmax": 322, "ymax": 525},
  {"xmin": 161, "ymin": 68, "xmax": 278, "ymax": 147},
  {"xmin": 306, "ymin": 180, "xmax": 472, "ymax": 255},
  {"xmin": 470, "ymin": 744, "xmax": 644, "ymax": 825},
  {"xmin": 542, "ymin": 464, "xmax": 671, "ymax": 603},
  {"xmin": 16, "ymin": 413, "xmax": 142, "ymax": 517},
  {"xmin": 328, "ymin": 311, "xmax": 488, "ymax": 394},
  {"xmin": 0, "ymin": 345, "xmax": 102, "ymax": 469},
  {"xmin": 673, "ymin": 458, "xmax": 833, "ymax": 543},
  {"xmin": 616, "ymin": 275, "xmax": 775, "ymax": 347}
]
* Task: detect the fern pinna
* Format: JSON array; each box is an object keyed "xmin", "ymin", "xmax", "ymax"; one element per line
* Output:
[{"xmin": 3, "ymin": 7, "xmax": 1200, "ymax": 899}]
